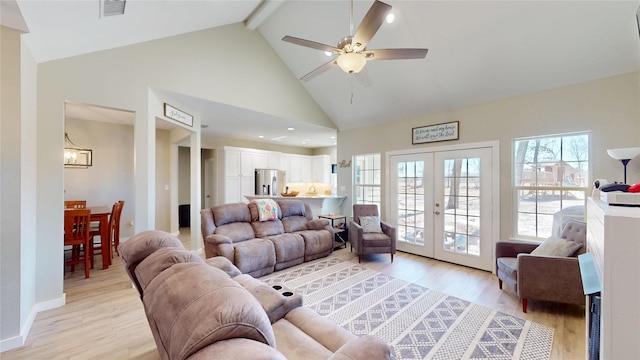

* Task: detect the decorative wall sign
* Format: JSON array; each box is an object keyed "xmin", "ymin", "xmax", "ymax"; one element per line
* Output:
[
  {"xmin": 412, "ymin": 121, "xmax": 459, "ymax": 144},
  {"xmin": 339, "ymin": 160, "xmax": 352, "ymax": 168},
  {"xmin": 164, "ymin": 103, "xmax": 193, "ymax": 127}
]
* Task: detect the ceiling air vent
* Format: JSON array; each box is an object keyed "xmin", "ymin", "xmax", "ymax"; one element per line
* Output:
[{"xmin": 101, "ymin": 0, "xmax": 126, "ymax": 17}]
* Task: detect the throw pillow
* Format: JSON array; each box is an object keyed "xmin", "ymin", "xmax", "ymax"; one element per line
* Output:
[
  {"xmin": 251, "ymin": 199, "xmax": 279, "ymax": 222},
  {"xmin": 531, "ymin": 237, "xmax": 583, "ymax": 257},
  {"xmin": 359, "ymin": 216, "xmax": 383, "ymax": 233}
]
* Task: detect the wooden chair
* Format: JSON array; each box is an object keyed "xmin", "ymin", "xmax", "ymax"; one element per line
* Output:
[
  {"xmin": 64, "ymin": 200, "xmax": 86, "ymax": 209},
  {"xmin": 89, "ymin": 200, "xmax": 125, "ymax": 267},
  {"xmin": 64, "ymin": 208, "xmax": 91, "ymax": 278}
]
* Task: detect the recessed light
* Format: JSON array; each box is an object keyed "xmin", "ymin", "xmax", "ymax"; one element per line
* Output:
[
  {"xmin": 258, "ymin": 135, "xmax": 264, "ymax": 139},
  {"xmin": 385, "ymin": 13, "xmax": 395, "ymax": 24},
  {"xmin": 330, "ymin": 136, "xmax": 336, "ymax": 139},
  {"xmin": 287, "ymin": 127, "xmax": 294, "ymax": 131}
]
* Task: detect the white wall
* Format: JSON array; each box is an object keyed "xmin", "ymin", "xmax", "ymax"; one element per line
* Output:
[
  {"xmin": 27, "ymin": 22, "xmax": 335, "ymax": 325},
  {"xmin": 1, "ymin": 24, "xmax": 24, "ymax": 348},
  {"xmin": 0, "ymin": 24, "xmax": 39, "ymax": 352},
  {"xmin": 338, "ymin": 71, "xmax": 640, "ymax": 239},
  {"xmin": 64, "ymin": 118, "xmax": 136, "ymax": 237}
]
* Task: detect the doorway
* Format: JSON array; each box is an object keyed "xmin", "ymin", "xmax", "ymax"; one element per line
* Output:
[{"xmin": 388, "ymin": 144, "xmax": 497, "ymax": 271}]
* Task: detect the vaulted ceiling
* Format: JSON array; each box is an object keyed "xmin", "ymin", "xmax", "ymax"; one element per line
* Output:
[{"xmin": 5, "ymin": 0, "xmax": 640, "ymax": 148}]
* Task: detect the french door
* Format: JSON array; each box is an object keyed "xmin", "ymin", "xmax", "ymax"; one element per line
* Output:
[{"xmin": 389, "ymin": 147, "xmax": 495, "ymax": 271}]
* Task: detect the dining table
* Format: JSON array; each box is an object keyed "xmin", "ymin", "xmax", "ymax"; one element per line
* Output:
[{"xmin": 88, "ymin": 206, "xmax": 111, "ymax": 270}]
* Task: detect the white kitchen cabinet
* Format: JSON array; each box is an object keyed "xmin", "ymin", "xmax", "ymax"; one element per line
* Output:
[
  {"xmin": 586, "ymin": 198, "xmax": 640, "ymax": 360},
  {"xmin": 222, "ymin": 148, "xmax": 256, "ymax": 203},
  {"xmin": 252, "ymin": 152, "xmax": 269, "ymax": 170},
  {"xmin": 311, "ymin": 155, "xmax": 330, "ymax": 183},
  {"xmin": 289, "ymin": 155, "xmax": 303, "ymax": 182}
]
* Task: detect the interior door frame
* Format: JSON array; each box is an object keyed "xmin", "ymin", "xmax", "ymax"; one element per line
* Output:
[{"xmin": 385, "ymin": 140, "xmax": 501, "ymax": 272}]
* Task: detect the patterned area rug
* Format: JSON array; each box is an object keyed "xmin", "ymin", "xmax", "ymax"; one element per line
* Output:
[{"xmin": 260, "ymin": 257, "xmax": 553, "ymax": 360}]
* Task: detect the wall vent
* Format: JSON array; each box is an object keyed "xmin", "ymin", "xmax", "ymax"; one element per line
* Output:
[{"xmin": 101, "ymin": 0, "xmax": 126, "ymax": 17}]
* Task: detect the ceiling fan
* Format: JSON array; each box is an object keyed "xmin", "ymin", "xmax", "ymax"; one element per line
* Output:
[{"xmin": 282, "ymin": 0, "xmax": 428, "ymax": 83}]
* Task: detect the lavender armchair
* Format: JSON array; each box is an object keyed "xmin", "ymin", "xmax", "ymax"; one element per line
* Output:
[
  {"xmin": 349, "ymin": 204, "xmax": 396, "ymax": 263},
  {"xmin": 495, "ymin": 220, "xmax": 586, "ymax": 312}
]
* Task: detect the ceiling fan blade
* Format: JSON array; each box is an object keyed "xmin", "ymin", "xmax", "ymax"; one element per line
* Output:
[
  {"xmin": 282, "ymin": 35, "xmax": 339, "ymax": 53},
  {"xmin": 354, "ymin": 68, "xmax": 372, "ymax": 87},
  {"xmin": 365, "ymin": 48, "xmax": 429, "ymax": 60},
  {"xmin": 351, "ymin": 0, "xmax": 392, "ymax": 51},
  {"xmin": 300, "ymin": 59, "xmax": 337, "ymax": 81}
]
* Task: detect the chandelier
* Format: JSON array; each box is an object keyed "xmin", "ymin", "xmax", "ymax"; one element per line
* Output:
[{"xmin": 64, "ymin": 132, "xmax": 92, "ymax": 168}]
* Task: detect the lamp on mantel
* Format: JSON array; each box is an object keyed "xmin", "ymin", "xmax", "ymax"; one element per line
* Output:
[
  {"xmin": 607, "ymin": 147, "xmax": 640, "ymax": 184},
  {"xmin": 64, "ymin": 132, "xmax": 92, "ymax": 168}
]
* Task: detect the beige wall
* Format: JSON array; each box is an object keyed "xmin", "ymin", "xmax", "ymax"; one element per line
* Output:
[
  {"xmin": 64, "ymin": 118, "xmax": 136, "ymax": 238},
  {"xmin": 155, "ymin": 129, "xmax": 171, "ymax": 232},
  {"xmin": 338, "ymin": 71, "xmax": 640, "ymax": 239},
  {"xmin": 30, "ymin": 22, "xmax": 336, "ymax": 318}
]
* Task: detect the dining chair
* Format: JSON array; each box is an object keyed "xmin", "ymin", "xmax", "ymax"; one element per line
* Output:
[
  {"xmin": 64, "ymin": 200, "xmax": 86, "ymax": 209},
  {"xmin": 64, "ymin": 208, "xmax": 92, "ymax": 278},
  {"xmin": 113, "ymin": 200, "xmax": 125, "ymax": 256},
  {"xmin": 89, "ymin": 200, "xmax": 125, "ymax": 267}
]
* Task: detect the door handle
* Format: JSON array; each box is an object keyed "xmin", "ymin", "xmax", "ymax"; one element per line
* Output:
[{"xmin": 434, "ymin": 210, "xmax": 440, "ymax": 215}]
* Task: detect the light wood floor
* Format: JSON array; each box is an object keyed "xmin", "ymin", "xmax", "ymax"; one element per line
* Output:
[{"xmin": 2, "ymin": 229, "xmax": 585, "ymax": 359}]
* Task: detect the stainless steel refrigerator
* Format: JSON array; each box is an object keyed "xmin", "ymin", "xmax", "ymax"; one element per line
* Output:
[{"xmin": 255, "ymin": 169, "xmax": 286, "ymax": 196}]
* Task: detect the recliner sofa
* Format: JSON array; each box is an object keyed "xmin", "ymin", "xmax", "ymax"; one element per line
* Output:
[
  {"xmin": 201, "ymin": 199, "xmax": 334, "ymax": 277},
  {"xmin": 118, "ymin": 230, "xmax": 392, "ymax": 360}
]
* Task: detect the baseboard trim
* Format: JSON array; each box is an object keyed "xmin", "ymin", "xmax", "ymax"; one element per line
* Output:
[{"xmin": 0, "ymin": 294, "xmax": 65, "ymax": 352}]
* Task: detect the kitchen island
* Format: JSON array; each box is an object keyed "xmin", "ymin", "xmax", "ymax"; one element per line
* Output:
[{"xmin": 244, "ymin": 195, "xmax": 347, "ymax": 218}]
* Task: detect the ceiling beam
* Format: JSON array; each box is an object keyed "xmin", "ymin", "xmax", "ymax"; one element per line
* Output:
[{"xmin": 245, "ymin": 0, "xmax": 285, "ymax": 30}]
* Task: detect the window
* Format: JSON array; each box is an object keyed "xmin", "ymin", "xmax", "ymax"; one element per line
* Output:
[
  {"xmin": 353, "ymin": 153, "xmax": 381, "ymax": 208},
  {"xmin": 513, "ymin": 132, "xmax": 590, "ymax": 239}
]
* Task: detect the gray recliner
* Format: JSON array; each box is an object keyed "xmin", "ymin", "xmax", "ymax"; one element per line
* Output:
[{"xmin": 349, "ymin": 204, "xmax": 396, "ymax": 263}]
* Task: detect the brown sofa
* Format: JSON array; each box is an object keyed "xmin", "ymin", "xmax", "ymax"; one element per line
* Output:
[
  {"xmin": 119, "ymin": 230, "xmax": 392, "ymax": 360},
  {"xmin": 201, "ymin": 200, "xmax": 334, "ymax": 277}
]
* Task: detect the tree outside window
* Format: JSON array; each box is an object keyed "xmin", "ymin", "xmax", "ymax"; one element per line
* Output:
[{"xmin": 513, "ymin": 132, "xmax": 590, "ymax": 239}]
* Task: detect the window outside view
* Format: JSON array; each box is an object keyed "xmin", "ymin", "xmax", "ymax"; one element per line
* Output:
[
  {"xmin": 396, "ymin": 160, "xmax": 425, "ymax": 246},
  {"xmin": 353, "ymin": 153, "xmax": 381, "ymax": 208},
  {"xmin": 443, "ymin": 157, "xmax": 481, "ymax": 256},
  {"xmin": 513, "ymin": 133, "xmax": 590, "ymax": 239}
]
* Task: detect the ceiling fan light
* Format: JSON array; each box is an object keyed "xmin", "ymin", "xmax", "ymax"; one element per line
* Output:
[{"xmin": 336, "ymin": 53, "xmax": 366, "ymax": 74}]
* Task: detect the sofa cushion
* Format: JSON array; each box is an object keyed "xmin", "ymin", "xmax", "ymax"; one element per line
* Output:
[
  {"xmin": 205, "ymin": 256, "xmax": 242, "ymax": 277},
  {"xmin": 215, "ymin": 222, "xmax": 256, "ymax": 243},
  {"xmin": 134, "ymin": 248, "xmax": 204, "ymax": 292},
  {"xmin": 282, "ymin": 216, "xmax": 309, "ymax": 233},
  {"xmin": 361, "ymin": 232, "xmax": 392, "ymax": 246},
  {"xmin": 118, "ymin": 230, "xmax": 185, "ymax": 296},
  {"xmin": 497, "ymin": 257, "xmax": 518, "ymax": 279},
  {"xmin": 297, "ymin": 230, "xmax": 333, "ymax": 260},
  {"xmin": 119, "ymin": 230, "xmax": 185, "ymax": 269},
  {"xmin": 531, "ymin": 237, "xmax": 583, "ymax": 257},
  {"xmin": 278, "ymin": 200, "xmax": 306, "ymax": 218},
  {"xmin": 234, "ymin": 239, "xmax": 276, "ymax": 277},
  {"xmin": 265, "ymin": 233, "xmax": 305, "ymax": 269},
  {"xmin": 143, "ymin": 263, "xmax": 276, "ymax": 360},
  {"xmin": 252, "ymin": 219, "xmax": 285, "ymax": 238},
  {"xmin": 187, "ymin": 338, "xmax": 287, "ymax": 360},
  {"xmin": 213, "ymin": 203, "xmax": 252, "ymax": 226}
]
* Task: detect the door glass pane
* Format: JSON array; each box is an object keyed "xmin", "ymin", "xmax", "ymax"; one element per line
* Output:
[
  {"xmin": 397, "ymin": 160, "xmax": 425, "ymax": 245},
  {"xmin": 442, "ymin": 157, "xmax": 481, "ymax": 256}
]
